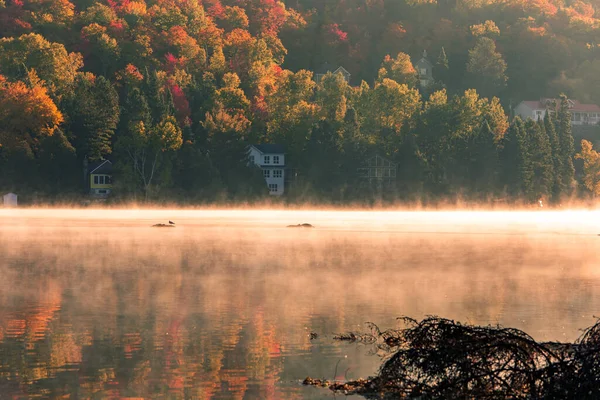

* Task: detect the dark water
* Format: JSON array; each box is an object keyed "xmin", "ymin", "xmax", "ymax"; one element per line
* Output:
[{"xmin": 0, "ymin": 209, "xmax": 600, "ymax": 399}]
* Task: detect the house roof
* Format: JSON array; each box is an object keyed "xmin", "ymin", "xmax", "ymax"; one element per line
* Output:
[
  {"xmin": 251, "ymin": 144, "xmax": 285, "ymax": 154},
  {"xmin": 89, "ymin": 159, "xmax": 112, "ymax": 174},
  {"xmin": 315, "ymin": 62, "xmax": 335, "ymax": 75},
  {"xmin": 361, "ymin": 154, "xmax": 397, "ymax": 167},
  {"xmin": 315, "ymin": 63, "xmax": 350, "ymax": 76},
  {"xmin": 520, "ymin": 99, "xmax": 600, "ymax": 113}
]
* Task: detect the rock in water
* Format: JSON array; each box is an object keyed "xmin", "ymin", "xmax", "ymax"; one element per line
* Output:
[{"xmin": 287, "ymin": 223, "xmax": 314, "ymax": 228}]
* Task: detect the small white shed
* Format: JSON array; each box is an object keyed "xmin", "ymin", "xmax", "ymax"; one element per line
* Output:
[{"xmin": 3, "ymin": 193, "xmax": 17, "ymax": 207}]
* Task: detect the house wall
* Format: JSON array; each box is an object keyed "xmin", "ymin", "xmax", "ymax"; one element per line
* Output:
[
  {"xmin": 248, "ymin": 147, "xmax": 286, "ymax": 195},
  {"xmin": 514, "ymin": 103, "xmax": 537, "ymax": 120},
  {"xmin": 3, "ymin": 194, "xmax": 17, "ymax": 207},
  {"xmin": 90, "ymin": 174, "xmax": 112, "ymax": 196},
  {"xmin": 262, "ymin": 168, "xmax": 285, "ymax": 195},
  {"xmin": 515, "ymin": 102, "xmax": 600, "ymax": 125}
]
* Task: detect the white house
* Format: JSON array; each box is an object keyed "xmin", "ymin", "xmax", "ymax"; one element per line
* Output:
[
  {"xmin": 3, "ymin": 192, "xmax": 17, "ymax": 207},
  {"xmin": 314, "ymin": 63, "xmax": 351, "ymax": 84},
  {"xmin": 514, "ymin": 98, "xmax": 600, "ymax": 125},
  {"xmin": 248, "ymin": 144, "xmax": 285, "ymax": 195},
  {"xmin": 414, "ymin": 50, "xmax": 434, "ymax": 89}
]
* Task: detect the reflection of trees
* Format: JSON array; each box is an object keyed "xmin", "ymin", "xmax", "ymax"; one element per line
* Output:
[{"xmin": 0, "ymin": 227, "xmax": 598, "ymax": 397}]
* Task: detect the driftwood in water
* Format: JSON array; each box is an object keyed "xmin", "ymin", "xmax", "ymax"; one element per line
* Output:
[
  {"xmin": 304, "ymin": 316, "xmax": 600, "ymax": 399},
  {"xmin": 152, "ymin": 223, "xmax": 175, "ymax": 228},
  {"xmin": 287, "ymin": 223, "xmax": 314, "ymax": 228}
]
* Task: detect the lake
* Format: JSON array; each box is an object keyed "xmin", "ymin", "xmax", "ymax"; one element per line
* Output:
[{"xmin": 0, "ymin": 209, "xmax": 599, "ymax": 399}]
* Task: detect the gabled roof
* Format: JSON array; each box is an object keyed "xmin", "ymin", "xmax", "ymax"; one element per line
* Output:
[
  {"xmin": 333, "ymin": 66, "xmax": 351, "ymax": 76},
  {"xmin": 315, "ymin": 63, "xmax": 350, "ymax": 76},
  {"xmin": 89, "ymin": 159, "xmax": 113, "ymax": 175},
  {"xmin": 361, "ymin": 154, "xmax": 397, "ymax": 167},
  {"xmin": 250, "ymin": 144, "xmax": 285, "ymax": 154},
  {"xmin": 519, "ymin": 99, "xmax": 600, "ymax": 113},
  {"xmin": 315, "ymin": 62, "xmax": 335, "ymax": 75},
  {"xmin": 415, "ymin": 50, "xmax": 433, "ymax": 68},
  {"xmin": 415, "ymin": 57, "xmax": 433, "ymax": 68}
]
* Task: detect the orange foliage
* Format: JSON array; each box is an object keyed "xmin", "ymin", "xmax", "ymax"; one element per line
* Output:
[
  {"xmin": 0, "ymin": 74, "xmax": 63, "ymax": 148},
  {"xmin": 224, "ymin": 27, "xmax": 253, "ymax": 48}
]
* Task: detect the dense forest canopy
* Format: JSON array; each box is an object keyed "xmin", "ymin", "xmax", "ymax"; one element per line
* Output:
[{"xmin": 1, "ymin": 0, "xmax": 600, "ymax": 203}]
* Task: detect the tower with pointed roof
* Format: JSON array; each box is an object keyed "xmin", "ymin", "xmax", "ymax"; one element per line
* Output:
[{"xmin": 414, "ymin": 50, "xmax": 434, "ymax": 89}]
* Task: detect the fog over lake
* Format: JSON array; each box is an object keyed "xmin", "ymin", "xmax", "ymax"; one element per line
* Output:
[{"xmin": 0, "ymin": 209, "xmax": 599, "ymax": 399}]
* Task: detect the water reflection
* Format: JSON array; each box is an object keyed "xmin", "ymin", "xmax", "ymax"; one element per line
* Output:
[{"xmin": 0, "ymin": 210, "xmax": 600, "ymax": 398}]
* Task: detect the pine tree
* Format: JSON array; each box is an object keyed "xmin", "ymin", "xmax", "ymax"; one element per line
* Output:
[
  {"xmin": 526, "ymin": 119, "xmax": 553, "ymax": 201},
  {"xmin": 64, "ymin": 74, "xmax": 119, "ymax": 162},
  {"xmin": 555, "ymin": 94, "xmax": 575, "ymax": 199},
  {"xmin": 500, "ymin": 117, "xmax": 532, "ymax": 198},
  {"xmin": 468, "ymin": 120, "xmax": 498, "ymax": 196},
  {"xmin": 437, "ymin": 47, "xmax": 449, "ymax": 70},
  {"xmin": 543, "ymin": 110, "xmax": 563, "ymax": 202}
]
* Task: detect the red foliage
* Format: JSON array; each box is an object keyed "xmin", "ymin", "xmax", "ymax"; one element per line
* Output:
[
  {"xmin": 324, "ymin": 23, "xmax": 348, "ymax": 44},
  {"xmin": 164, "ymin": 53, "xmax": 188, "ymax": 72},
  {"xmin": 251, "ymin": 0, "xmax": 286, "ymax": 35},
  {"xmin": 168, "ymin": 81, "xmax": 191, "ymax": 124},
  {"xmin": 117, "ymin": 63, "xmax": 144, "ymax": 84},
  {"xmin": 271, "ymin": 64, "xmax": 283, "ymax": 78},
  {"xmin": 204, "ymin": 0, "xmax": 225, "ymax": 18},
  {"xmin": 108, "ymin": 20, "xmax": 125, "ymax": 36}
]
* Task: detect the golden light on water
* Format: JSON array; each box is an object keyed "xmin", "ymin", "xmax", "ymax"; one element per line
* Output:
[
  {"xmin": 2, "ymin": 207, "xmax": 600, "ymax": 397},
  {"xmin": 1, "ymin": 208, "xmax": 600, "ymax": 235}
]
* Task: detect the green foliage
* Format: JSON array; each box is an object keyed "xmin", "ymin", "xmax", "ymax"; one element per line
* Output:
[
  {"xmin": 63, "ymin": 73, "xmax": 119, "ymax": 161},
  {"xmin": 466, "ymin": 37, "xmax": 507, "ymax": 97},
  {"xmin": 525, "ymin": 119, "xmax": 554, "ymax": 201},
  {"xmin": 556, "ymin": 94, "xmax": 576, "ymax": 199},
  {"xmin": 0, "ymin": 0, "xmax": 594, "ymax": 204}
]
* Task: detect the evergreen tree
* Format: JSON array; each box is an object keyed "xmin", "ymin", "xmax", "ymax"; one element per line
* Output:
[
  {"xmin": 543, "ymin": 110, "xmax": 563, "ymax": 202},
  {"xmin": 437, "ymin": 47, "xmax": 449, "ymax": 70},
  {"xmin": 64, "ymin": 74, "xmax": 120, "ymax": 162},
  {"xmin": 526, "ymin": 119, "xmax": 554, "ymax": 201},
  {"xmin": 144, "ymin": 70, "xmax": 175, "ymax": 124},
  {"xmin": 555, "ymin": 94, "xmax": 576, "ymax": 199},
  {"xmin": 467, "ymin": 120, "xmax": 498, "ymax": 196},
  {"xmin": 500, "ymin": 117, "xmax": 532, "ymax": 198}
]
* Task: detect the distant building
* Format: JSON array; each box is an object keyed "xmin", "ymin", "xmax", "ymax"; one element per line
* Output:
[
  {"xmin": 414, "ymin": 50, "xmax": 434, "ymax": 89},
  {"xmin": 514, "ymin": 98, "xmax": 600, "ymax": 125},
  {"xmin": 2, "ymin": 192, "xmax": 17, "ymax": 207},
  {"xmin": 248, "ymin": 145, "xmax": 285, "ymax": 196},
  {"xmin": 357, "ymin": 155, "xmax": 397, "ymax": 183},
  {"xmin": 314, "ymin": 63, "xmax": 351, "ymax": 84},
  {"xmin": 88, "ymin": 159, "xmax": 113, "ymax": 198}
]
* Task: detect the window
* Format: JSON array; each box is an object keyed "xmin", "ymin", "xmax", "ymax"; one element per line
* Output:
[
  {"xmin": 94, "ymin": 176, "xmax": 99, "ymax": 184},
  {"xmin": 420, "ymin": 68, "xmax": 427, "ymax": 75},
  {"xmin": 250, "ymin": 155, "xmax": 255, "ymax": 163},
  {"xmin": 264, "ymin": 155, "xmax": 270, "ymax": 164},
  {"xmin": 269, "ymin": 184, "xmax": 278, "ymax": 193},
  {"xmin": 535, "ymin": 110, "xmax": 542, "ymax": 119},
  {"xmin": 420, "ymin": 79, "xmax": 428, "ymax": 87},
  {"xmin": 106, "ymin": 175, "xmax": 112, "ymax": 184},
  {"xmin": 573, "ymin": 113, "xmax": 581, "ymax": 122},
  {"xmin": 273, "ymin": 155, "xmax": 280, "ymax": 164},
  {"xmin": 273, "ymin": 169, "xmax": 282, "ymax": 178},
  {"xmin": 263, "ymin": 169, "xmax": 270, "ymax": 178}
]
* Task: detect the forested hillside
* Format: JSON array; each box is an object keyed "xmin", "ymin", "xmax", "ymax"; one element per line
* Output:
[{"xmin": 1, "ymin": 0, "xmax": 600, "ymax": 203}]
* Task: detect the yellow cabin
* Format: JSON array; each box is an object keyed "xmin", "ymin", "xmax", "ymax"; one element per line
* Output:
[{"xmin": 88, "ymin": 160, "xmax": 113, "ymax": 197}]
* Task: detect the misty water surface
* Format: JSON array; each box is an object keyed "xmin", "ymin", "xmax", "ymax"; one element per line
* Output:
[{"xmin": 0, "ymin": 209, "xmax": 600, "ymax": 399}]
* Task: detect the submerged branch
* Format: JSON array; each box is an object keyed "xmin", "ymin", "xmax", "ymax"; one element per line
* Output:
[{"xmin": 307, "ymin": 316, "xmax": 600, "ymax": 399}]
